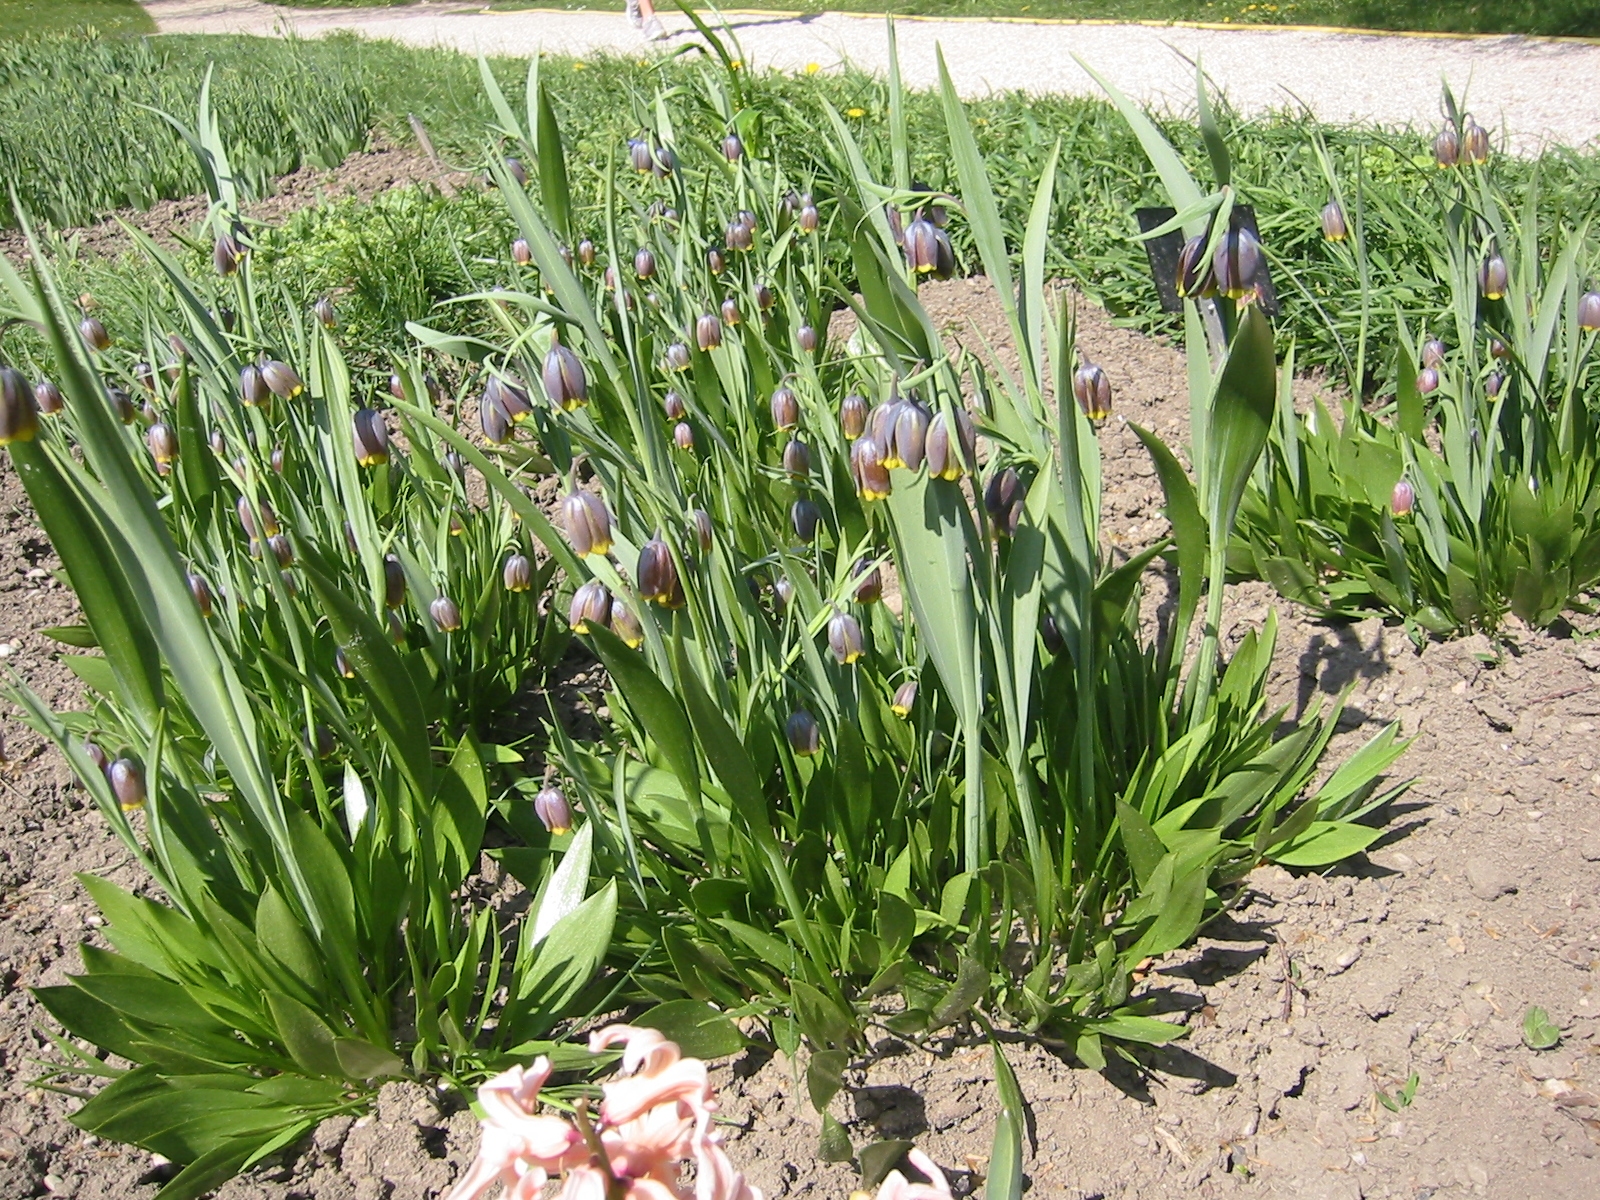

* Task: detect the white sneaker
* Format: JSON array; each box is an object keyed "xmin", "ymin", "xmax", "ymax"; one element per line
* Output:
[
  {"xmin": 625, "ymin": 0, "xmax": 643, "ymax": 29},
  {"xmin": 642, "ymin": 15, "xmax": 666, "ymax": 40}
]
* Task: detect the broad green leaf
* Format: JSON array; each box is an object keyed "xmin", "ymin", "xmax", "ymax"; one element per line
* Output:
[
  {"xmin": 265, "ymin": 992, "xmax": 342, "ymax": 1078},
  {"xmin": 531, "ymin": 822, "xmax": 593, "ymax": 944},
  {"xmin": 1269, "ymin": 820, "xmax": 1383, "ymax": 867},
  {"xmin": 634, "ymin": 1000, "xmax": 745, "ymax": 1060}
]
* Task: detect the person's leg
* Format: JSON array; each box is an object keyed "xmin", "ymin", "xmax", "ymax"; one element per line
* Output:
[
  {"xmin": 640, "ymin": 0, "xmax": 666, "ymax": 40},
  {"xmin": 626, "ymin": 0, "xmax": 643, "ymax": 28}
]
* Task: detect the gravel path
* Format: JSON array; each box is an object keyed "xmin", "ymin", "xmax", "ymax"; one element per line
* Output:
[{"xmin": 145, "ymin": 1, "xmax": 1600, "ymax": 153}]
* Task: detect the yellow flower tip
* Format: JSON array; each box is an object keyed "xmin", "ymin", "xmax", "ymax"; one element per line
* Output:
[
  {"xmin": 890, "ymin": 703, "xmax": 911, "ymax": 719},
  {"xmin": 730, "ymin": 59, "xmax": 743, "ymax": 70},
  {"xmin": 573, "ymin": 61, "xmax": 588, "ymax": 70},
  {"xmin": 881, "ymin": 451, "xmax": 905, "ymax": 470},
  {"xmin": 620, "ymin": 630, "xmax": 644, "ymax": 649},
  {"xmin": 860, "ymin": 485, "xmax": 891, "ymax": 502},
  {"xmin": 587, "ymin": 536, "xmax": 613, "ymax": 558},
  {"xmin": 805, "ymin": 62, "xmax": 821, "ymax": 74},
  {"xmin": 846, "ymin": 107, "xmax": 866, "ymax": 118},
  {"xmin": 561, "ymin": 397, "xmax": 587, "ymax": 413},
  {"xmin": 0, "ymin": 429, "xmax": 37, "ymax": 448},
  {"xmin": 119, "ymin": 799, "xmax": 145, "ymax": 812}
]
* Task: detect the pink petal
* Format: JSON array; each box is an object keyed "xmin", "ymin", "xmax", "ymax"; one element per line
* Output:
[
  {"xmin": 589, "ymin": 1024, "xmax": 682, "ymax": 1076},
  {"xmin": 600, "ymin": 1057, "xmax": 712, "ymax": 1127},
  {"xmin": 695, "ymin": 1136, "xmax": 762, "ymax": 1200},
  {"xmin": 558, "ymin": 1166, "xmax": 612, "ymax": 1200}
]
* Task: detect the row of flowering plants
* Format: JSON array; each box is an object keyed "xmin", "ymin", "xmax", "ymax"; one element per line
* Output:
[
  {"xmin": 1102, "ymin": 73, "xmax": 1600, "ymax": 638},
  {"xmin": 393, "ymin": 30, "xmax": 1409, "ymax": 1166},
  {"xmin": 0, "ymin": 27, "xmax": 1409, "ymax": 1198},
  {"xmin": 0, "ymin": 90, "xmax": 618, "ymax": 1199}
]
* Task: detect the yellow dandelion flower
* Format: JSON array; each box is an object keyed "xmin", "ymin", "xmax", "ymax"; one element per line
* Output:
[
  {"xmin": 846, "ymin": 107, "xmax": 866, "ymax": 118},
  {"xmin": 730, "ymin": 59, "xmax": 743, "ymax": 70},
  {"xmin": 573, "ymin": 61, "xmax": 588, "ymax": 71},
  {"xmin": 805, "ymin": 62, "xmax": 821, "ymax": 75}
]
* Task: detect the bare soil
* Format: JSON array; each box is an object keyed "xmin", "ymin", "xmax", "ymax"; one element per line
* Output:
[{"xmin": 2, "ymin": 276, "xmax": 1598, "ymax": 1200}]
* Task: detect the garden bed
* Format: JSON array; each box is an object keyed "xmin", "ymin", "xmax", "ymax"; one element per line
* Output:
[{"xmin": 2, "ymin": 276, "xmax": 1596, "ymax": 1199}]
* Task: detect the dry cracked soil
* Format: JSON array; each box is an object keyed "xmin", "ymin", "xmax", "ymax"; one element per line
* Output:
[{"xmin": 2, "ymin": 155, "xmax": 1599, "ymax": 1200}]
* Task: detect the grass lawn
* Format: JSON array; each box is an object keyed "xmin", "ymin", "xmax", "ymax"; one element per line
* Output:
[
  {"xmin": 478, "ymin": 0, "xmax": 1600, "ymax": 37},
  {"xmin": 0, "ymin": 0, "xmax": 154, "ymax": 37}
]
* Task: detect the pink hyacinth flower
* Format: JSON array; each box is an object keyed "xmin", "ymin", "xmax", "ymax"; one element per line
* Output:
[
  {"xmin": 589, "ymin": 1025, "xmax": 716, "ymax": 1129},
  {"xmin": 446, "ymin": 1059, "xmax": 584, "ymax": 1200},
  {"xmin": 874, "ymin": 1149, "xmax": 954, "ymax": 1200}
]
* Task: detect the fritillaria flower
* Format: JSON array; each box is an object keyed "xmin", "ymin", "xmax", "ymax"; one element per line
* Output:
[
  {"xmin": 430, "ymin": 595, "xmax": 463, "ymax": 632},
  {"xmin": 1416, "ymin": 367, "xmax": 1440, "ymax": 395},
  {"xmin": 884, "ymin": 401, "xmax": 928, "ymax": 471},
  {"xmin": 261, "ymin": 360, "xmax": 304, "ymax": 399},
  {"xmin": 1176, "ymin": 233, "xmax": 1215, "ymax": 299},
  {"xmin": 1461, "ymin": 117, "xmax": 1490, "ymax": 165},
  {"xmin": 1434, "ymin": 123, "xmax": 1460, "ymax": 169},
  {"xmin": 534, "ymin": 785, "xmax": 573, "ymax": 835},
  {"xmin": 503, "ymin": 553, "xmax": 533, "ymax": 593},
  {"xmin": 110, "ymin": 758, "xmax": 146, "ymax": 811},
  {"xmin": 1479, "ymin": 254, "xmax": 1508, "ymax": 301},
  {"xmin": 924, "ymin": 409, "xmax": 977, "ymax": 481},
  {"xmin": 852, "ymin": 557, "xmax": 883, "ymax": 604},
  {"xmin": 727, "ymin": 218, "xmax": 754, "ymax": 252},
  {"xmin": 147, "ymin": 422, "xmax": 178, "ymax": 471},
  {"xmin": 635, "ymin": 247, "xmax": 657, "ymax": 279},
  {"xmin": 315, "ymin": 296, "xmax": 338, "ymax": 328},
  {"xmin": 544, "ymin": 332, "xmax": 589, "ymax": 411},
  {"xmin": 722, "ymin": 133, "xmax": 744, "ymax": 161},
  {"xmin": 188, "ymin": 572, "xmax": 214, "ymax": 618},
  {"xmin": 786, "ymin": 710, "xmax": 821, "ymax": 756},
  {"xmin": 512, "ymin": 238, "xmax": 533, "ymax": 266},
  {"xmin": 1579, "ymin": 291, "xmax": 1600, "ymax": 332},
  {"xmin": 1212, "ymin": 227, "xmax": 1263, "ymax": 301},
  {"xmin": 239, "ymin": 365, "xmax": 270, "ymax": 407},
  {"xmin": 984, "ymin": 467, "xmax": 1025, "ymax": 536},
  {"xmin": 352, "ymin": 408, "xmax": 390, "ymax": 467},
  {"xmin": 0, "ymin": 366, "xmax": 39, "ymax": 446},
  {"xmin": 782, "ymin": 438, "xmax": 811, "ymax": 479},
  {"xmin": 770, "ymin": 386, "xmax": 799, "ymax": 430},
  {"xmin": 662, "ymin": 391, "xmax": 687, "ymax": 421},
  {"xmin": 840, "ymin": 393, "xmax": 867, "ymax": 438},
  {"xmin": 850, "ymin": 435, "xmax": 891, "ymax": 501},
  {"xmin": 384, "ymin": 555, "xmax": 406, "ymax": 608},
  {"xmin": 797, "ymin": 324, "xmax": 818, "ymax": 353},
  {"xmin": 904, "ymin": 214, "xmax": 953, "ymax": 279},
  {"xmin": 505, "ymin": 157, "xmax": 528, "ymax": 186},
  {"xmin": 791, "ymin": 499, "xmax": 821, "ymax": 543},
  {"xmin": 1391, "ymin": 478, "xmax": 1416, "ymax": 517},
  {"xmin": 665, "ymin": 343, "xmax": 691, "ymax": 372},
  {"xmin": 798, "ymin": 202, "xmax": 820, "ymax": 233},
  {"xmin": 1073, "ymin": 364, "xmax": 1112, "ymax": 422},
  {"xmin": 611, "ymin": 603, "xmax": 644, "ymax": 648},
  {"xmin": 721, "ymin": 298, "xmax": 741, "ymax": 326},
  {"xmin": 629, "ymin": 138, "xmax": 654, "ymax": 172},
  {"xmin": 214, "ymin": 232, "xmax": 241, "ymax": 276},
  {"xmin": 563, "ymin": 491, "xmax": 614, "ymax": 558},
  {"xmin": 673, "ymin": 422, "xmax": 695, "ymax": 451},
  {"xmin": 34, "ymin": 379, "xmax": 63, "ymax": 415},
  {"xmin": 692, "ymin": 509, "xmax": 713, "ymax": 554},
  {"xmin": 578, "ymin": 239, "xmax": 597, "ymax": 267},
  {"xmin": 1421, "ymin": 338, "xmax": 1447, "ymax": 368},
  {"xmin": 696, "ymin": 314, "xmax": 723, "ymax": 352},
  {"xmin": 890, "ymin": 680, "xmax": 917, "ymax": 718},
  {"xmin": 827, "ymin": 609, "xmax": 865, "ymax": 664},
  {"xmin": 1320, "ymin": 200, "xmax": 1347, "ymax": 242},
  {"xmin": 637, "ymin": 538, "xmax": 684, "ymax": 608}
]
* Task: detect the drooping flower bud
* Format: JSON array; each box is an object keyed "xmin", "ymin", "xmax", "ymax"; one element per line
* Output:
[
  {"xmin": 798, "ymin": 203, "xmax": 820, "ymax": 234},
  {"xmin": 773, "ymin": 577, "xmax": 795, "ymax": 613},
  {"xmin": 673, "ymin": 421, "xmax": 695, "ymax": 451},
  {"xmin": 1213, "ymin": 228, "xmax": 1263, "ymax": 301},
  {"xmin": 791, "ymin": 499, "xmax": 821, "ymax": 543},
  {"xmin": 696, "ymin": 314, "xmax": 723, "ymax": 352},
  {"xmin": 79, "ymin": 316, "xmax": 110, "ymax": 351},
  {"xmin": 1486, "ymin": 371, "xmax": 1505, "ymax": 398},
  {"xmin": 1073, "ymin": 364, "xmax": 1113, "ymax": 422},
  {"xmin": 1391, "ymin": 478, "xmax": 1416, "ymax": 517},
  {"xmin": 314, "ymin": 296, "xmax": 338, "ymax": 328},
  {"xmin": 214, "ymin": 232, "xmax": 241, "ymax": 276},
  {"xmin": 268, "ymin": 533, "xmax": 294, "ymax": 568},
  {"xmin": 662, "ymin": 390, "xmax": 687, "ymax": 420},
  {"xmin": 335, "ymin": 647, "xmax": 356, "ymax": 679},
  {"xmin": 562, "ymin": 490, "xmax": 614, "ymax": 558},
  {"xmin": 925, "ymin": 409, "xmax": 977, "ymax": 480},
  {"xmin": 109, "ymin": 758, "xmax": 146, "ymax": 811},
  {"xmin": 384, "ymin": 555, "xmax": 406, "ymax": 608},
  {"xmin": 610, "ymin": 601, "xmax": 644, "ymax": 648},
  {"xmin": 828, "ymin": 609, "xmax": 865, "ymax": 664},
  {"xmin": 1177, "ymin": 234, "xmax": 1215, "ymax": 298},
  {"xmin": 798, "ymin": 325, "xmax": 818, "ymax": 353},
  {"xmin": 1416, "ymin": 367, "xmax": 1440, "ymax": 394},
  {"xmin": 984, "ymin": 467, "xmax": 1025, "ymax": 536},
  {"xmin": 147, "ymin": 421, "xmax": 178, "ymax": 468},
  {"xmin": 905, "ymin": 215, "xmax": 943, "ymax": 276},
  {"xmin": 651, "ymin": 146, "xmax": 677, "ymax": 178},
  {"xmin": 512, "ymin": 238, "xmax": 533, "ymax": 266},
  {"xmin": 1579, "ymin": 291, "xmax": 1600, "ymax": 332},
  {"xmin": 850, "ymin": 435, "xmax": 891, "ymax": 500},
  {"xmin": 665, "ymin": 343, "xmax": 692, "ymax": 372},
  {"xmin": 1421, "ymin": 339, "xmax": 1447, "ymax": 368},
  {"xmin": 485, "ymin": 374, "xmax": 533, "ymax": 424},
  {"xmin": 1479, "ymin": 254, "xmax": 1508, "ymax": 301},
  {"xmin": 756, "ymin": 284, "xmax": 776, "ymax": 311},
  {"xmin": 430, "ymin": 595, "xmax": 463, "ymax": 632},
  {"xmin": 629, "ymin": 138, "xmax": 653, "ymax": 172},
  {"xmin": 706, "ymin": 246, "xmax": 725, "ymax": 275},
  {"xmin": 722, "ymin": 133, "xmax": 744, "ymax": 162},
  {"xmin": 568, "ymin": 579, "xmax": 613, "ymax": 632},
  {"xmin": 261, "ymin": 360, "xmax": 304, "ymax": 399},
  {"xmin": 783, "ymin": 438, "xmax": 811, "ymax": 478},
  {"xmin": 534, "ymin": 785, "xmax": 573, "ymax": 834},
  {"xmin": 720, "ymin": 298, "xmax": 741, "ymax": 327},
  {"xmin": 140, "ymin": 400, "xmax": 158, "ymax": 426},
  {"xmin": 480, "ymin": 391, "xmax": 510, "ymax": 443},
  {"xmin": 209, "ymin": 429, "xmax": 226, "ymax": 456},
  {"xmin": 0, "ymin": 366, "xmax": 40, "ymax": 446},
  {"xmin": 352, "ymin": 408, "xmax": 390, "ymax": 466},
  {"xmin": 786, "ymin": 709, "xmax": 821, "ymax": 756},
  {"xmin": 1434, "ymin": 124, "xmax": 1460, "ymax": 168},
  {"xmin": 727, "ymin": 219, "xmax": 754, "ymax": 252},
  {"xmin": 34, "ymin": 379, "xmax": 62, "ymax": 415},
  {"xmin": 236, "ymin": 495, "xmax": 280, "ymax": 539},
  {"xmin": 890, "ymin": 680, "xmax": 917, "ymax": 718},
  {"xmin": 1461, "ymin": 118, "xmax": 1490, "ymax": 165},
  {"xmin": 840, "ymin": 393, "xmax": 867, "ymax": 438},
  {"xmin": 187, "ymin": 572, "xmax": 214, "ymax": 618},
  {"xmin": 885, "ymin": 401, "xmax": 929, "ymax": 471},
  {"xmin": 692, "ymin": 508, "xmax": 714, "ymax": 555},
  {"xmin": 388, "ymin": 609, "xmax": 406, "ymax": 645},
  {"xmin": 1320, "ymin": 200, "xmax": 1347, "ymax": 242},
  {"xmin": 637, "ymin": 537, "xmax": 684, "ymax": 608},
  {"xmin": 852, "ymin": 557, "xmax": 883, "ymax": 604},
  {"xmin": 770, "ymin": 386, "xmax": 800, "ymax": 430},
  {"xmin": 238, "ymin": 365, "xmax": 269, "ymax": 408},
  {"xmin": 1041, "ymin": 612, "xmax": 1066, "ymax": 655},
  {"xmin": 108, "ymin": 387, "xmax": 135, "ymax": 424},
  {"xmin": 133, "ymin": 362, "xmax": 155, "ymax": 393},
  {"xmin": 577, "ymin": 239, "xmax": 596, "ymax": 267},
  {"xmin": 635, "ymin": 247, "xmax": 657, "ymax": 279},
  {"xmin": 503, "ymin": 553, "xmax": 533, "ymax": 593},
  {"xmin": 543, "ymin": 334, "xmax": 589, "ymax": 411}
]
